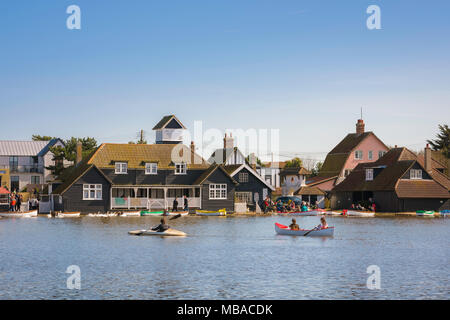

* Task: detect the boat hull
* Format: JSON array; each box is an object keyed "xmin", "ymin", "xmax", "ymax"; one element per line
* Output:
[
  {"xmin": 344, "ymin": 210, "xmax": 375, "ymax": 217},
  {"xmin": 140, "ymin": 211, "xmax": 165, "ymax": 216},
  {"xmin": 167, "ymin": 211, "xmax": 189, "ymax": 216},
  {"xmin": 0, "ymin": 210, "xmax": 38, "ymax": 218},
  {"xmin": 196, "ymin": 210, "xmax": 226, "ymax": 216},
  {"xmin": 119, "ymin": 211, "xmax": 141, "ymax": 217},
  {"xmin": 56, "ymin": 212, "xmax": 80, "ymax": 218},
  {"xmin": 275, "ymin": 223, "xmax": 334, "ymax": 237},
  {"xmin": 416, "ymin": 210, "xmax": 435, "ymax": 217},
  {"xmin": 128, "ymin": 228, "xmax": 187, "ymax": 237}
]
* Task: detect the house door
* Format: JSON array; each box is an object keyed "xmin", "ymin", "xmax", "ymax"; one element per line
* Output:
[{"xmin": 10, "ymin": 176, "xmax": 19, "ymax": 192}]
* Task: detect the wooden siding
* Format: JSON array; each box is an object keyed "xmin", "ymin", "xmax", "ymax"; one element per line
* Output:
[
  {"xmin": 201, "ymin": 168, "xmax": 235, "ymax": 212},
  {"xmin": 232, "ymin": 167, "xmax": 271, "ymax": 207},
  {"xmin": 62, "ymin": 166, "xmax": 111, "ymax": 213}
]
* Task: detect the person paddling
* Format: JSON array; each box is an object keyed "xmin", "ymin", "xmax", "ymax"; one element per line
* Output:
[
  {"xmin": 289, "ymin": 218, "xmax": 300, "ymax": 230},
  {"xmin": 316, "ymin": 217, "xmax": 328, "ymax": 230},
  {"xmin": 151, "ymin": 218, "xmax": 169, "ymax": 233}
]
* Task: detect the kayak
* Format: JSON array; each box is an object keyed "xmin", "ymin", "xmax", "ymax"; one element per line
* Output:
[
  {"xmin": 167, "ymin": 211, "xmax": 189, "ymax": 216},
  {"xmin": 416, "ymin": 210, "xmax": 435, "ymax": 217},
  {"xmin": 140, "ymin": 210, "xmax": 165, "ymax": 216},
  {"xmin": 343, "ymin": 210, "xmax": 375, "ymax": 217},
  {"xmin": 0, "ymin": 210, "xmax": 38, "ymax": 218},
  {"xmin": 119, "ymin": 211, "xmax": 141, "ymax": 217},
  {"xmin": 128, "ymin": 228, "xmax": 187, "ymax": 237},
  {"xmin": 196, "ymin": 209, "xmax": 226, "ymax": 216},
  {"xmin": 274, "ymin": 223, "xmax": 334, "ymax": 237},
  {"xmin": 56, "ymin": 212, "xmax": 80, "ymax": 218}
]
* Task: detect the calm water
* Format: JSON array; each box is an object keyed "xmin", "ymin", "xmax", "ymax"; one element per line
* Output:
[{"xmin": 0, "ymin": 214, "xmax": 448, "ymax": 299}]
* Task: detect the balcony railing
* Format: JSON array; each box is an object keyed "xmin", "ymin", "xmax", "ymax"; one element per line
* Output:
[{"xmin": 0, "ymin": 165, "xmax": 44, "ymax": 173}]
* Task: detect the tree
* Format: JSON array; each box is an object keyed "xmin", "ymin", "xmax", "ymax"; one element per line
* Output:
[
  {"xmin": 427, "ymin": 124, "xmax": 450, "ymax": 158},
  {"xmin": 129, "ymin": 130, "xmax": 147, "ymax": 144},
  {"xmin": 284, "ymin": 157, "xmax": 303, "ymax": 168},
  {"xmin": 310, "ymin": 161, "xmax": 323, "ymax": 177},
  {"xmin": 32, "ymin": 135, "xmax": 56, "ymax": 141},
  {"xmin": 245, "ymin": 155, "xmax": 264, "ymax": 167}
]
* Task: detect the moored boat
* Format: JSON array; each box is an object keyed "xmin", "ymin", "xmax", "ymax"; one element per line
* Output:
[
  {"xmin": 167, "ymin": 211, "xmax": 189, "ymax": 216},
  {"xmin": 55, "ymin": 212, "xmax": 80, "ymax": 218},
  {"xmin": 416, "ymin": 210, "xmax": 435, "ymax": 217},
  {"xmin": 343, "ymin": 210, "xmax": 375, "ymax": 217},
  {"xmin": 140, "ymin": 210, "xmax": 165, "ymax": 216},
  {"xmin": 119, "ymin": 211, "xmax": 141, "ymax": 217},
  {"xmin": 440, "ymin": 210, "xmax": 450, "ymax": 217},
  {"xmin": 195, "ymin": 209, "xmax": 226, "ymax": 216},
  {"xmin": 274, "ymin": 223, "xmax": 334, "ymax": 237},
  {"xmin": 0, "ymin": 210, "xmax": 38, "ymax": 218},
  {"xmin": 86, "ymin": 213, "xmax": 118, "ymax": 217},
  {"xmin": 128, "ymin": 228, "xmax": 187, "ymax": 237}
]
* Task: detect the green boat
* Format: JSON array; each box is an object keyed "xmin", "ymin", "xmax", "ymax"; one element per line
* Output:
[
  {"xmin": 416, "ymin": 210, "xmax": 435, "ymax": 217},
  {"xmin": 140, "ymin": 210, "xmax": 165, "ymax": 216}
]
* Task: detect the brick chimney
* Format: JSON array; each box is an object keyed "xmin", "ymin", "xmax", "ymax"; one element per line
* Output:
[
  {"xmin": 356, "ymin": 119, "xmax": 365, "ymax": 135},
  {"xmin": 224, "ymin": 133, "xmax": 234, "ymax": 149},
  {"xmin": 76, "ymin": 141, "xmax": 82, "ymax": 165},
  {"xmin": 190, "ymin": 141, "xmax": 195, "ymax": 164},
  {"xmin": 424, "ymin": 144, "xmax": 432, "ymax": 173},
  {"xmin": 249, "ymin": 153, "xmax": 257, "ymax": 170}
]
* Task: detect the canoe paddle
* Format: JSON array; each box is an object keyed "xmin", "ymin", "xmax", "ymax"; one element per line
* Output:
[{"xmin": 303, "ymin": 227, "xmax": 319, "ymax": 237}]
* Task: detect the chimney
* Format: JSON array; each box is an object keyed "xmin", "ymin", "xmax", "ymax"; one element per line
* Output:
[
  {"xmin": 249, "ymin": 153, "xmax": 257, "ymax": 170},
  {"xmin": 190, "ymin": 141, "xmax": 195, "ymax": 165},
  {"xmin": 224, "ymin": 133, "xmax": 234, "ymax": 149},
  {"xmin": 356, "ymin": 119, "xmax": 365, "ymax": 135},
  {"xmin": 76, "ymin": 141, "xmax": 82, "ymax": 165},
  {"xmin": 424, "ymin": 144, "xmax": 432, "ymax": 173}
]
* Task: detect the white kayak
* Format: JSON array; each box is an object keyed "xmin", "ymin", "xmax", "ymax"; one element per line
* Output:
[
  {"xmin": 275, "ymin": 223, "xmax": 334, "ymax": 237},
  {"xmin": 128, "ymin": 228, "xmax": 187, "ymax": 237},
  {"xmin": 343, "ymin": 210, "xmax": 375, "ymax": 217},
  {"xmin": 119, "ymin": 211, "xmax": 141, "ymax": 217},
  {"xmin": 0, "ymin": 210, "xmax": 38, "ymax": 218}
]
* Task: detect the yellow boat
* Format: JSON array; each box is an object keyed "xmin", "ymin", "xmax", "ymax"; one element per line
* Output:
[{"xmin": 195, "ymin": 208, "xmax": 226, "ymax": 216}]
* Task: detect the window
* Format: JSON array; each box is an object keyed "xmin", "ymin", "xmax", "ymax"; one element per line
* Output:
[
  {"xmin": 368, "ymin": 151, "xmax": 373, "ymax": 160},
  {"xmin": 209, "ymin": 184, "xmax": 227, "ymax": 199},
  {"xmin": 235, "ymin": 192, "xmax": 252, "ymax": 203},
  {"xmin": 378, "ymin": 151, "xmax": 386, "ymax": 159},
  {"xmin": 175, "ymin": 163, "xmax": 187, "ymax": 175},
  {"xmin": 145, "ymin": 163, "xmax": 157, "ymax": 175},
  {"xmin": 115, "ymin": 162, "xmax": 127, "ymax": 174},
  {"xmin": 366, "ymin": 169, "xmax": 374, "ymax": 181},
  {"xmin": 265, "ymin": 175, "xmax": 272, "ymax": 185},
  {"xmin": 355, "ymin": 150, "xmax": 363, "ymax": 160},
  {"xmin": 9, "ymin": 156, "xmax": 18, "ymax": 170},
  {"xmin": 10, "ymin": 176, "xmax": 19, "ymax": 192},
  {"xmin": 239, "ymin": 172, "xmax": 248, "ymax": 183},
  {"xmin": 31, "ymin": 176, "xmax": 40, "ymax": 184},
  {"xmin": 410, "ymin": 169, "xmax": 422, "ymax": 180},
  {"xmin": 83, "ymin": 184, "xmax": 102, "ymax": 200}
]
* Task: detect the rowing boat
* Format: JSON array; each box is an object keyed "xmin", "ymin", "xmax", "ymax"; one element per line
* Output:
[
  {"xmin": 56, "ymin": 212, "xmax": 80, "ymax": 218},
  {"xmin": 0, "ymin": 210, "xmax": 38, "ymax": 218},
  {"xmin": 343, "ymin": 210, "xmax": 375, "ymax": 217},
  {"xmin": 274, "ymin": 223, "xmax": 334, "ymax": 237},
  {"xmin": 86, "ymin": 213, "xmax": 118, "ymax": 217},
  {"xmin": 416, "ymin": 210, "xmax": 435, "ymax": 217},
  {"xmin": 128, "ymin": 228, "xmax": 187, "ymax": 236},
  {"xmin": 140, "ymin": 210, "xmax": 165, "ymax": 216},
  {"xmin": 119, "ymin": 211, "xmax": 141, "ymax": 217},
  {"xmin": 195, "ymin": 209, "xmax": 226, "ymax": 216},
  {"xmin": 167, "ymin": 211, "xmax": 189, "ymax": 216}
]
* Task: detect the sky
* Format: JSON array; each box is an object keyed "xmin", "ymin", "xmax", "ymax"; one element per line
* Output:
[{"xmin": 1, "ymin": 0, "xmax": 449, "ymax": 162}]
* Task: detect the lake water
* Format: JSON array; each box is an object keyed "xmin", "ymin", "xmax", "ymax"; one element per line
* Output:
[{"xmin": 0, "ymin": 214, "xmax": 448, "ymax": 299}]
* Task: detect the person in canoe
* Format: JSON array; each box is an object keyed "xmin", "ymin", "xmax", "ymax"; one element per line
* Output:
[
  {"xmin": 152, "ymin": 218, "xmax": 170, "ymax": 233},
  {"xmin": 289, "ymin": 218, "xmax": 300, "ymax": 230},
  {"xmin": 315, "ymin": 217, "xmax": 328, "ymax": 230}
]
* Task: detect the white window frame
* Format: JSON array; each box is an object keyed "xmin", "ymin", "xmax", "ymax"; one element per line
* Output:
[
  {"xmin": 115, "ymin": 162, "xmax": 128, "ymax": 174},
  {"xmin": 235, "ymin": 191, "xmax": 252, "ymax": 203},
  {"xmin": 145, "ymin": 162, "xmax": 158, "ymax": 175},
  {"xmin": 175, "ymin": 163, "xmax": 187, "ymax": 175},
  {"xmin": 83, "ymin": 184, "xmax": 102, "ymax": 200},
  {"xmin": 368, "ymin": 151, "xmax": 373, "ymax": 160},
  {"xmin": 239, "ymin": 172, "xmax": 249, "ymax": 183},
  {"xmin": 355, "ymin": 150, "xmax": 363, "ymax": 160},
  {"xmin": 410, "ymin": 169, "xmax": 422, "ymax": 180},
  {"xmin": 366, "ymin": 169, "xmax": 374, "ymax": 181},
  {"xmin": 209, "ymin": 184, "xmax": 227, "ymax": 200}
]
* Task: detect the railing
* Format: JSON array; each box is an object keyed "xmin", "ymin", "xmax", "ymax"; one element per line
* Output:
[
  {"xmin": 0, "ymin": 165, "xmax": 44, "ymax": 173},
  {"xmin": 111, "ymin": 197, "xmax": 201, "ymax": 210}
]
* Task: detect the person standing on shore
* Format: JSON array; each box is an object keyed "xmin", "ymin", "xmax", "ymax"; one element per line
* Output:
[
  {"xmin": 183, "ymin": 195, "xmax": 188, "ymax": 211},
  {"xmin": 16, "ymin": 194, "xmax": 22, "ymax": 212},
  {"xmin": 173, "ymin": 197, "xmax": 178, "ymax": 212}
]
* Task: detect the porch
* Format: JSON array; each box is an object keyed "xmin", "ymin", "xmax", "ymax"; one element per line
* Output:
[{"xmin": 110, "ymin": 186, "xmax": 202, "ymax": 210}]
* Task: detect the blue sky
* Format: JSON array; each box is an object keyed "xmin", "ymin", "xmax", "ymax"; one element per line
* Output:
[{"xmin": 1, "ymin": 0, "xmax": 449, "ymax": 161}]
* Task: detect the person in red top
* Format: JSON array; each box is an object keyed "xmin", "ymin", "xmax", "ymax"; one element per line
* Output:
[{"xmin": 371, "ymin": 203, "xmax": 376, "ymax": 212}]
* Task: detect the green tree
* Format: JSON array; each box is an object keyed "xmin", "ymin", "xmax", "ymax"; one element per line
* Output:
[
  {"xmin": 245, "ymin": 155, "xmax": 264, "ymax": 167},
  {"xmin": 32, "ymin": 135, "xmax": 56, "ymax": 141},
  {"xmin": 427, "ymin": 124, "xmax": 450, "ymax": 158},
  {"xmin": 129, "ymin": 130, "xmax": 147, "ymax": 144},
  {"xmin": 310, "ymin": 161, "xmax": 323, "ymax": 177},
  {"xmin": 284, "ymin": 157, "xmax": 303, "ymax": 168}
]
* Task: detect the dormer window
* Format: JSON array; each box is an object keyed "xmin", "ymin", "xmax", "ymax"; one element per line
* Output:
[
  {"xmin": 115, "ymin": 162, "xmax": 127, "ymax": 174},
  {"xmin": 410, "ymin": 169, "xmax": 422, "ymax": 179},
  {"xmin": 145, "ymin": 163, "xmax": 157, "ymax": 175},
  {"xmin": 355, "ymin": 150, "xmax": 363, "ymax": 160},
  {"xmin": 175, "ymin": 163, "xmax": 187, "ymax": 175},
  {"xmin": 366, "ymin": 169, "xmax": 374, "ymax": 181}
]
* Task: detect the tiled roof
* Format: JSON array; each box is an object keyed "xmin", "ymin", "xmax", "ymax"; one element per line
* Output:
[
  {"xmin": 396, "ymin": 180, "xmax": 449, "ymax": 198},
  {"xmin": 295, "ymin": 186, "xmax": 325, "ymax": 196},
  {"xmin": 306, "ymin": 175, "xmax": 337, "ymax": 186},
  {"xmin": 152, "ymin": 115, "xmax": 186, "ymax": 130},
  {"xmin": 193, "ymin": 164, "xmax": 238, "ymax": 185},
  {"xmin": 223, "ymin": 164, "xmax": 242, "ymax": 175},
  {"xmin": 317, "ymin": 153, "xmax": 348, "ymax": 178},
  {"xmin": 262, "ymin": 161, "xmax": 286, "ymax": 169},
  {"xmin": 0, "ymin": 140, "xmax": 50, "ymax": 156},
  {"xmin": 208, "ymin": 147, "xmax": 239, "ymax": 165},
  {"xmin": 88, "ymin": 143, "xmax": 210, "ymax": 169},
  {"xmin": 330, "ymin": 132, "xmax": 378, "ymax": 154},
  {"xmin": 280, "ymin": 167, "xmax": 311, "ymax": 176}
]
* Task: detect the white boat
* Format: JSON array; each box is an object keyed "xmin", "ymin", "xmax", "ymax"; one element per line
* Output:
[
  {"xmin": 343, "ymin": 210, "xmax": 375, "ymax": 217},
  {"xmin": 167, "ymin": 211, "xmax": 189, "ymax": 216},
  {"xmin": 288, "ymin": 210, "xmax": 320, "ymax": 216},
  {"xmin": 0, "ymin": 210, "xmax": 38, "ymax": 218},
  {"xmin": 87, "ymin": 213, "xmax": 118, "ymax": 217},
  {"xmin": 119, "ymin": 211, "xmax": 141, "ymax": 217},
  {"xmin": 274, "ymin": 223, "xmax": 334, "ymax": 237},
  {"xmin": 55, "ymin": 212, "xmax": 80, "ymax": 218},
  {"xmin": 128, "ymin": 228, "xmax": 187, "ymax": 237},
  {"xmin": 325, "ymin": 211, "xmax": 343, "ymax": 216},
  {"xmin": 196, "ymin": 209, "xmax": 226, "ymax": 216},
  {"xmin": 416, "ymin": 210, "xmax": 435, "ymax": 217}
]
